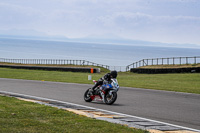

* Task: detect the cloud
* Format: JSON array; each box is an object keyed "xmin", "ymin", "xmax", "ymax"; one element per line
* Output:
[
  {"xmin": 0, "ymin": 2, "xmax": 43, "ymax": 29},
  {"xmin": 97, "ymin": 11, "xmax": 200, "ymax": 29},
  {"xmin": 0, "ymin": 0, "xmax": 200, "ymax": 44},
  {"xmin": 94, "ymin": 11, "xmax": 200, "ymax": 43}
]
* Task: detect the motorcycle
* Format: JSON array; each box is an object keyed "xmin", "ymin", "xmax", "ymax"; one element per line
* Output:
[{"xmin": 84, "ymin": 78, "xmax": 119, "ymax": 105}]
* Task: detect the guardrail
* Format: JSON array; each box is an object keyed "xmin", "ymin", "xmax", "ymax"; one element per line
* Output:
[
  {"xmin": 126, "ymin": 56, "xmax": 200, "ymax": 71},
  {"xmin": 0, "ymin": 58, "xmax": 109, "ymax": 70},
  {"xmin": 2, "ymin": 57, "xmax": 200, "ymax": 72},
  {"xmin": 0, "ymin": 64, "xmax": 100, "ymax": 73}
]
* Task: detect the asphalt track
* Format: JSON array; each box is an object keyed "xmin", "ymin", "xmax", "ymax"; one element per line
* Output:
[{"xmin": 0, "ymin": 78, "xmax": 199, "ymax": 130}]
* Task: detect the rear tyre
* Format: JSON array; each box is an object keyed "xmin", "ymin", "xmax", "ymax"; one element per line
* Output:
[
  {"xmin": 84, "ymin": 88, "xmax": 92, "ymax": 102},
  {"xmin": 104, "ymin": 91, "xmax": 117, "ymax": 105}
]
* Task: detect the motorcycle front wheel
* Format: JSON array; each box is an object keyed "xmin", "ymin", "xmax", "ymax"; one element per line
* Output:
[
  {"xmin": 84, "ymin": 88, "xmax": 92, "ymax": 102},
  {"xmin": 104, "ymin": 91, "xmax": 117, "ymax": 105}
]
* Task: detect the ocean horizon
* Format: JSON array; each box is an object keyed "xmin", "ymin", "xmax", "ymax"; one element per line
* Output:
[{"xmin": 1, "ymin": 38, "xmax": 200, "ymax": 71}]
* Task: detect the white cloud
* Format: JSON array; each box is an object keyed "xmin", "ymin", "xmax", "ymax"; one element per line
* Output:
[
  {"xmin": 0, "ymin": 2, "xmax": 44, "ymax": 29},
  {"xmin": 0, "ymin": 0, "xmax": 200, "ymax": 44}
]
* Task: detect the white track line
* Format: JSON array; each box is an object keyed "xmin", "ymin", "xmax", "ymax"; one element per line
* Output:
[{"xmin": 0, "ymin": 90, "xmax": 199, "ymax": 132}]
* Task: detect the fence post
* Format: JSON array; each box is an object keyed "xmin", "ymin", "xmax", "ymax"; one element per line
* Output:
[
  {"xmin": 143, "ymin": 59, "xmax": 144, "ymax": 66},
  {"xmin": 167, "ymin": 58, "xmax": 169, "ymax": 65},
  {"xmin": 186, "ymin": 57, "xmax": 188, "ymax": 64},
  {"xmin": 147, "ymin": 59, "xmax": 148, "ymax": 66},
  {"xmin": 194, "ymin": 57, "xmax": 196, "ymax": 64}
]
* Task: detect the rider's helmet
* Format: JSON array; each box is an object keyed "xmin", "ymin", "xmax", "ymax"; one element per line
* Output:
[
  {"xmin": 111, "ymin": 70, "xmax": 118, "ymax": 78},
  {"xmin": 104, "ymin": 73, "xmax": 111, "ymax": 81}
]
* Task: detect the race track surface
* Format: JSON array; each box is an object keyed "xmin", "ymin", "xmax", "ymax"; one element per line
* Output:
[{"xmin": 0, "ymin": 78, "xmax": 199, "ymax": 130}]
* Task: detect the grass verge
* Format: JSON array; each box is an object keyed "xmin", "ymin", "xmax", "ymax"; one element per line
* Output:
[
  {"xmin": 0, "ymin": 95, "xmax": 146, "ymax": 133},
  {"xmin": 0, "ymin": 62, "xmax": 110, "ymax": 73},
  {"xmin": 0, "ymin": 67, "xmax": 200, "ymax": 94}
]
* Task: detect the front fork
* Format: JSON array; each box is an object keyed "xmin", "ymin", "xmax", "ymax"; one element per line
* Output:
[{"xmin": 100, "ymin": 90, "xmax": 115, "ymax": 103}]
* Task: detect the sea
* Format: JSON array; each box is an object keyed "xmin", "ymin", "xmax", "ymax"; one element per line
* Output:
[{"xmin": 0, "ymin": 38, "xmax": 200, "ymax": 71}]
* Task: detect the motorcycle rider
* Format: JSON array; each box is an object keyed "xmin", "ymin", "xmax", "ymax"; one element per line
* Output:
[{"xmin": 89, "ymin": 70, "xmax": 118, "ymax": 94}]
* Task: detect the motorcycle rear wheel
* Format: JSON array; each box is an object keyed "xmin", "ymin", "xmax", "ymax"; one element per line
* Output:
[
  {"xmin": 104, "ymin": 91, "xmax": 117, "ymax": 105},
  {"xmin": 84, "ymin": 88, "xmax": 92, "ymax": 102}
]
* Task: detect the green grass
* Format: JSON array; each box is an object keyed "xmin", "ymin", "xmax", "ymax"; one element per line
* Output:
[
  {"xmin": 0, "ymin": 96, "xmax": 146, "ymax": 133},
  {"xmin": 0, "ymin": 68, "xmax": 200, "ymax": 94},
  {"xmin": 118, "ymin": 72, "xmax": 200, "ymax": 94},
  {"xmin": 0, "ymin": 67, "xmax": 102, "ymax": 84},
  {"xmin": 0, "ymin": 62, "xmax": 110, "ymax": 73}
]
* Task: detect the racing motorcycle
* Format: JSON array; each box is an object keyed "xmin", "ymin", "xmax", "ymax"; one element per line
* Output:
[{"xmin": 84, "ymin": 78, "xmax": 119, "ymax": 105}]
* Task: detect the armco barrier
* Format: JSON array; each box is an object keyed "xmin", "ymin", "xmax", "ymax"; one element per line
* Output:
[
  {"xmin": 0, "ymin": 58, "xmax": 109, "ymax": 70},
  {"xmin": 0, "ymin": 65, "xmax": 100, "ymax": 73},
  {"xmin": 126, "ymin": 56, "xmax": 200, "ymax": 71},
  {"xmin": 130, "ymin": 67, "xmax": 200, "ymax": 74}
]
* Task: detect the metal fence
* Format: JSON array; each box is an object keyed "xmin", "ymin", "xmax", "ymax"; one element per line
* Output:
[
  {"xmin": 1, "ymin": 56, "xmax": 200, "ymax": 72},
  {"xmin": 0, "ymin": 58, "xmax": 110, "ymax": 70},
  {"xmin": 126, "ymin": 56, "xmax": 200, "ymax": 71}
]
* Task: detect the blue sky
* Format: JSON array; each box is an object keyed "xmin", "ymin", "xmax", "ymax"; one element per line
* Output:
[{"xmin": 0, "ymin": 0, "xmax": 200, "ymax": 45}]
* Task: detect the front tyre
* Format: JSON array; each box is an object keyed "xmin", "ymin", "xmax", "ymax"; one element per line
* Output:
[
  {"xmin": 104, "ymin": 91, "xmax": 117, "ymax": 105},
  {"xmin": 84, "ymin": 89, "xmax": 92, "ymax": 102}
]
